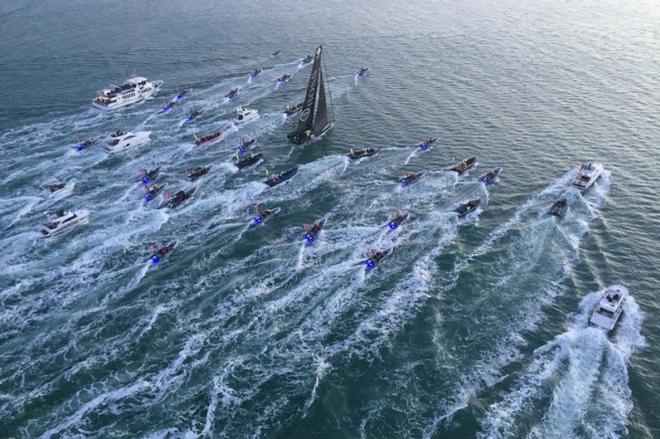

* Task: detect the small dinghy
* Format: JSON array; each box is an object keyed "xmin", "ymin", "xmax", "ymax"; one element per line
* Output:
[
  {"xmin": 348, "ymin": 147, "xmax": 378, "ymax": 160},
  {"xmin": 303, "ymin": 218, "xmax": 326, "ymax": 244},
  {"xmin": 480, "ymin": 167, "xmax": 502, "ymax": 186},
  {"xmin": 455, "ymin": 199, "xmax": 480, "ymax": 217},
  {"xmin": 265, "ymin": 167, "xmax": 298, "ymax": 187},
  {"xmin": 400, "ymin": 171, "xmax": 425, "ymax": 187},
  {"xmin": 452, "ymin": 157, "xmax": 476, "ymax": 174},
  {"xmin": 235, "ymin": 153, "xmax": 263, "ymax": 169},
  {"xmin": 549, "ymin": 198, "xmax": 568, "ymax": 218},
  {"xmin": 193, "ymin": 131, "xmax": 224, "ymax": 146}
]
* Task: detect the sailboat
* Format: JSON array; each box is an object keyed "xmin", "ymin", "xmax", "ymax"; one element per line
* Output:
[{"xmin": 287, "ymin": 46, "xmax": 334, "ymax": 144}]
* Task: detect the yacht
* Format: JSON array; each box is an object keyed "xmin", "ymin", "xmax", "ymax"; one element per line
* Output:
[
  {"xmin": 41, "ymin": 209, "xmax": 89, "ymax": 237},
  {"xmin": 92, "ymin": 76, "xmax": 163, "ymax": 111},
  {"xmin": 234, "ymin": 106, "xmax": 259, "ymax": 124},
  {"xmin": 572, "ymin": 162, "xmax": 603, "ymax": 193},
  {"xmin": 589, "ymin": 285, "xmax": 627, "ymax": 331},
  {"xmin": 104, "ymin": 131, "xmax": 151, "ymax": 153}
]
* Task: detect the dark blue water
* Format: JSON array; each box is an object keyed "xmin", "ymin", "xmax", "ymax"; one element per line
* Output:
[{"xmin": 1, "ymin": 0, "xmax": 659, "ymax": 437}]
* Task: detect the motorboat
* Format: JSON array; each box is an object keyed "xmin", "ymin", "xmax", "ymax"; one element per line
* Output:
[
  {"xmin": 303, "ymin": 218, "xmax": 326, "ymax": 244},
  {"xmin": 149, "ymin": 241, "xmax": 177, "ymax": 265},
  {"xmin": 252, "ymin": 207, "xmax": 281, "ymax": 225},
  {"xmin": 249, "ymin": 68, "xmax": 262, "ymax": 80},
  {"xmin": 277, "ymin": 73, "xmax": 291, "ymax": 84},
  {"xmin": 159, "ymin": 188, "xmax": 196, "ymax": 209},
  {"xmin": 365, "ymin": 249, "xmax": 392, "ymax": 271},
  {"xmin": 143, "ymin": 183, "xmax": 165, "ymax": 203},
  {"xmin": 41, "ymin": 209, "xmax": 89, "ymax": 237},
  {"xmin": 186, "ymin": 108, "xmax": 202, "ymax": 121},
  {"xmin": 265, "ymin": 167, "xmax": 298, "ymax": 187},
  {"xmin": 549, "ymin": 198, "xmax": 568, "ymax": 218},
  {"xmin": 194, "ymin": 131, "xmax": 224, "ymax": 146},
  {"xmin": 234, "ymin": 106, "xmax": 259, "ymax": 124},
  {"xmin": 235, "ymin": 153, "xmax": 263, "ymax": 169},
  {"xmin": 237, "ymin": 138, "xmax": 256, "ymax": 155},
  {"xmin": 572, "ymin": 162, "xmax": 603, "ymax": 193},
  {"xmin": 283, "ymin": 102, "xmax": 303, "ymax": 115},
  {"xmin": 104, "ymin": 131, "xmax": 151, "ymax": 153},
  {"xmin": 589, "ymin": 285, "xmax": 628, "ymax": 331},
  {"xmin": 480, "ymin": 167, "xmax": 502, "ymax": 186},
  {"xmin": 225, "ymin": 88, "xmax": 239, "ymax": 99},
  {"xmin": 93, "ymin": 76, "xmax": 163, "ymax": 111},
  {"xmin": 139, "ymin": 167, "xmax": 160, "ymax": 185},
  {"xmin": 417, "ymin": 137, "xmax": 438, "ymax": 152},
  {"xmin": 348, "ymin": 147, "xmax": 378, "ymax": 160},
  {"xmin": 356, "ymin": 66, "xmax": 369, "ymax": 77},
  {"xmin": 455, "ymin": 199, "xmax": 480, "ymax": 217},
  {"xmin": 452, "ymin": 157, "xmax": 476, "ymax": 174},
  {"xmin": 301, "ymin": 55, "xmax": 313, "ymax": 64},
  {"xmin": 388, "ymin": 213, "xmax": 408, "ymax": 230},
  {"xmin": 187, "ymin": 165, "xmax": 212, "ymax": 181},
  {"xmin": 401, "ymin": 172, "xmax": 425, "ymax": 187}
]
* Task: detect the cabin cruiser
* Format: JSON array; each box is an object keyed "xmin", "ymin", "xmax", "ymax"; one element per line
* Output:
[
  {"xmin": 41, "ymin": 209, "xmax": 89, "ymax": 237},
  {"xmin": 590, "ymin": 285, "xmax": 628, "ymax": 331},
  {"xmin": 93, "ymin": 76, "xmax": 163, "ymax": 111},
  {"xmin": 572, "ymin": 162, "xmax": 603, "ymax": 193},
  {"xmin": 104, "ymin": 131, "xmax": 151, "ymax": 153},
  {"xmin": 45, "ymin": 181, "xmax": 75, "ymax": 200},
  {"xmin": 549, "ymin": 198, "xmax": 568, "ymax": 218},
  {"xmin": 234, "ymin": 106, "xmax": 259, "ymax": 124},
  {"xmin": 194, "ymin": 131, "xmax": 224, "ymax": 146}
]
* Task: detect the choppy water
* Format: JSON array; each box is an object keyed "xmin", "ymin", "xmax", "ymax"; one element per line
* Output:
[{"xmin": 1, "ymin": 0, "xmax": 659, "ymax": 438}]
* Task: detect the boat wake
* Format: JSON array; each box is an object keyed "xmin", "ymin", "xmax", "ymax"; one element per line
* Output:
[{"xmin": 478, "ymin": 288, "xmax": 645, "ymax": 439}]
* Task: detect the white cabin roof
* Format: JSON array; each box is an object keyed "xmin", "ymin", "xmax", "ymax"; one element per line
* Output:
[{"xmin": 125, "ymin": 76, "xmax": 147, "ymax": 85}]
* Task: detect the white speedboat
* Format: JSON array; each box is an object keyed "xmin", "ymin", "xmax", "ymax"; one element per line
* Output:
[
  {"xmin": 104, "ymin": 131, "xmax": 151, "ymax": 153},
  {"xmin": 92, "ymin": 76, "xmax": 163, "ymax": 111},
  {"xmin": 234, "ymin": 106, "xmax": 259, "ymax": 124},
  {"xmin": 589, "ymin": 285, "xmax": 628, "ymax": 331},
  {"xmin": 572, "ymin": 162, "xmax": 603, "ymax": 193},
  {"xmin": 41, "ymin": 209, "xmax": 89, "ymax": 237}
]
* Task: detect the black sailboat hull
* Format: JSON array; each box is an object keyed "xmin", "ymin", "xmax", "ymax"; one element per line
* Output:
[{"xmin": 287, "ymin": 122, "xmax": 333, "ymax": 145}]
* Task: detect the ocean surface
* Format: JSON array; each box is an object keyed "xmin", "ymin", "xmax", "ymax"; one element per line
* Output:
[{"xmin": 1, "ymin": 0, "xmax": 659, "ymax": 437}]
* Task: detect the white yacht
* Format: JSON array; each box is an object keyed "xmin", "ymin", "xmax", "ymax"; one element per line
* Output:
[
  {"xmin": 572, "ymin": 162, "xmax": 603, "ymax": 193},
  {"xmin": 234, "ymin": 106, "xmax": 259, "ymax": 124},
  {"xmin": 104, "ymin": 131, "xmax": 151, "ymax": 153},
  {"xmin": 92, "ymin": 76, "xmax": 163, "ymax": 111},
  {"xmin": 41, "ymin": 209, "xmax": 89, "ymax": 237},
  {"xmin": 589, "ymin": 285, "xmax": 628, "ymax": 331}
]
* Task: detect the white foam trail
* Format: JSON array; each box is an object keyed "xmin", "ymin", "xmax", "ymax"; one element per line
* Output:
[
  {"xmin": 421, "ymin": 170, "xmax": 611, "ymax": 438},
  {"xmin": 479, "ymin": 288, "xmax": 645, "ymax": 439}
]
